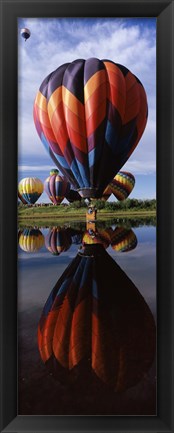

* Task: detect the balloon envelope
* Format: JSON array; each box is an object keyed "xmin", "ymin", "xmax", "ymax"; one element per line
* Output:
[
  {"xmin": 33, "ymin": 58, "xmax": 148, "ymax": 199},
  {"xmin": 44, "ymin": 173, "xmax": 70, "ymax": 205},
  {"xmin": 20, "ymin": 28, "xmax": 31, "ymax": 40},
  {"xmin": 18, "ymin": 177, "xmax": 43, "ymax": 204},
  {"xmin": 109, "ymin": 171, "xmax": 135, "ymax": 201}
]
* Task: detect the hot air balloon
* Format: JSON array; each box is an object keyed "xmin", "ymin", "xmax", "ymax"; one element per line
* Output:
[
  {"xmin": 111, "ymin": 226, "xmax": 137, "ymax": 252},
  {"xmin": 44, "ymin": 171, "xmax": 70, "ymax": 205},
  {"xmin": 19, "ymin": 228, "xmax": 44, "ymax": 253},
  {"xmin": 18, "ymin": 177, "xmax": 43, "ymax": 205},
  {"xmin": 38, "ymin": 243, "xmax": 155, "ymax": 391},
  {"xmin": 45, "ymin": 227, "xmax": 72, "ymax": 255},
  {"xmin": 109, "ymin": 171, "xmax": 135, "ymax": 201},
  {"xmin": 20, "ymin": 28, "xmax": 31, "ymax": 41},
  {"xmin": 33, "ymin": 58, "xmax": 148, "ymax": 199}
]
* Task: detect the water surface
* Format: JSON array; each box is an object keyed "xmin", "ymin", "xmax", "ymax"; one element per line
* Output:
[{"xmin": 18, "ymin": 219, "xmax": 156, "ymax": 415}]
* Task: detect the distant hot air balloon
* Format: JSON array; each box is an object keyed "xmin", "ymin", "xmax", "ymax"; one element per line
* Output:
[
  {"xmin": 44, "ymin": 171, "xmax": 70, "ymax": 205},
  {"xmin": 109, "ymin": 171, "xmax": 135, "ymax": 201},
  {"xmin": 45, "ymin": 227, "xmax": 72, "ymax": 255},
  {"xmin": 19, "ymin": 228, "xmax": 44, "ymax": 253},
  {"xmin": 33, "ymin": 58, "xmax": 148, "ymax": 199},
  {"xmin": 18, "ymin": 177, "xmax": 43, "ymax": 205},
  {"xmin": 20, "ymin": 28, "xmax": 31, "ymax": 41},
  {"xmin": 38, "ymin": 244, "xmax": 155, "ymax": 391},
  {"xmin": 111, "ymin": 226, "xmax": 137, "ymax": 252}
]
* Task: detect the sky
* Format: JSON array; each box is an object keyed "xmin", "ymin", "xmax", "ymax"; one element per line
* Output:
[{"xmin": 18, "ymin": 17, "xmax": 156, "ymax": 202}]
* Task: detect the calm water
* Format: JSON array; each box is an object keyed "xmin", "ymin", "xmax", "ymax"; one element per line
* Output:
[{"xmin": 18, "ymin": 219, "xmax": 156, "ymax": 415}]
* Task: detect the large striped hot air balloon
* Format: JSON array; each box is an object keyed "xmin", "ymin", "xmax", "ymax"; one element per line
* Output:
[
  {"xmin": 38, "ymin": 244, "xmax": 155, "ymax": 391},
  {"xmin": 18, "ymin": 228, "xmax": 44, "ymax": 253},
  {"xmin": 33, "ymin": 58, "xmax": 148, "ymax": 199},
  {"xmin": 44, "ymin": 171, "xmax": 70, "ymax": 205},
  {"xmin": 18, "ymin": 177, "xmax": 43, "ymax": 205}
]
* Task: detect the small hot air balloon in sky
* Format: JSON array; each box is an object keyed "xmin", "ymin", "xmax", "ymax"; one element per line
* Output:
[
  {"xmin": 18, "ymin": 177, "xmax": 43, "ymax": 205},
  {"xmin": 38, "ymin": 243, "xmax": 155, "ymax": 391},
  {"xmin": 111, "ymin": 226, "xmax": 137, "ymax": 252},
  {"xmin": 19, "ymin": 228, "xmax": 44, "ymax": 253},
  {"xmin": 45, "ymin": 227, "xmax": 72, "ymax": 255},
  {"xmin": 44, "ymin": 170, "xmax": 70, "ymax": 205},
  {"xmin": 109, "ymin": 171, "xmax": 135, "ymax": 201},
  {"xmin": 20, "ymin": 28, "xmax": 31, "ymax": 41},
  {"xmin": 33, "ymin": 58, "xmax": 148, "ymax": 199}
]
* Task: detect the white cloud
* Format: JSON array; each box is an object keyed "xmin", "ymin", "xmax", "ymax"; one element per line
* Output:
[{"xmin": 18, "ymin": 165, "xmax": 54, "ymax": 172}]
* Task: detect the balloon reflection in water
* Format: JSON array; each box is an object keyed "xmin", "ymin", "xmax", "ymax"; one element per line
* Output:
[
  {"xmin": 82, "ymin": 228, "xmax": 112, "ymax": 249},
  {"xmin": 45, "ymin": 227, "xmax": 72, "ymax": 255},
  {"xmin": 38, "ymin": 243, "xmax": 155, "ymax": 392},
  {"xmin": 111, "ymin": 226, "xmax": 137, "ymax": 252},
  {"xmin": 19, "ymin": 228, "xmax": 44, "ymax": 253}
]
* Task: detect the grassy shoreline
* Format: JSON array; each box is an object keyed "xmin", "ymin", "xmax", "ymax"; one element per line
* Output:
[{"xmin": 18, "ymin": 206, "xmax": 156, "ymax": 228}]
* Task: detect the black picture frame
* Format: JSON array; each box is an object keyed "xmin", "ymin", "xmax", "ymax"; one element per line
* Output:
[{"xmin": 0, "ymin": 0, "xmax": 174, "ymax": 432}]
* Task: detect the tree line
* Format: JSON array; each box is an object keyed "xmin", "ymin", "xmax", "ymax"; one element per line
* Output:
[{"xmin": 69, "ymin": 198, "xmax": 156, "ymax": 211}]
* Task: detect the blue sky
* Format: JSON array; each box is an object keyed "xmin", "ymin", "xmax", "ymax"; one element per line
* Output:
[{"xmin": 18, "ymin": 17, "xmax": 156, "ymax": 202}]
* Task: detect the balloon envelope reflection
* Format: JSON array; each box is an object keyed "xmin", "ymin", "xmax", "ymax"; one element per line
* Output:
[{"xmin": 38, "ymin": 244, "xmax": 155, "ymax": 391}]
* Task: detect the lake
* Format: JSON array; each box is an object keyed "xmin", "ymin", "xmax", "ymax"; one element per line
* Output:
[{"xmin": 18, "ymin": 218, "xmax": 156, "ymax": 416}]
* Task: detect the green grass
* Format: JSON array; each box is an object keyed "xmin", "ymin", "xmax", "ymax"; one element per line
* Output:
[{"xmin": 18, "ymin": 203, "xmax": 156, "ymax": 228}]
